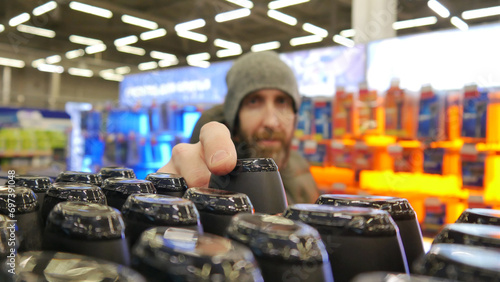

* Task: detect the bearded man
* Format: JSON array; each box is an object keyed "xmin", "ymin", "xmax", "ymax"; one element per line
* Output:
[{"xmin": 158, "ymin": 51, "xmax": 319, "ymax": 204}]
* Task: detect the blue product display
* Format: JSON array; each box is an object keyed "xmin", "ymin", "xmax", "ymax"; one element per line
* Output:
[
  {"xmin": 462, "ymin": 89, "xmax": 488, "ymax": 139},
  {"xmin": 423, "ymin": 148, "xmax": 444, "ymax": 175},
  {"xmin": 417, "ymin": 92, "xmax": 441, "ymax": 141},
  {"xmin": 304, "ymin": 143, "xmax": 327, "ymax": 166},
  {"xmin": 296, "ymin": 97, "xmax": 313, "ymax": 136},
  {"xmin": 314, "ymin": 100, "xmax": 332, "ymax": 140},
  {"xmin": 462, "ymin": 153, "xmax": 486, "ymax": 188}
]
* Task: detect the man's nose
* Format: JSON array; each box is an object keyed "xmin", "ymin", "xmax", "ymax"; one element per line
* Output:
[{"xmin": 262, "ymin": 104, "xmax": 280, "ymax": 128}]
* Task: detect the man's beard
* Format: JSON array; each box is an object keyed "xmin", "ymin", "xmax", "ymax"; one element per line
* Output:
[{"xmin": 234, "ymin": 128, "xmax": 291, "ymax": 169}]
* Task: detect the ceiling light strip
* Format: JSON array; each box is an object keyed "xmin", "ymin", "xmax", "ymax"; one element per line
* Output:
[
  {"xmin": 159, "ymin": 58, "xmax": 179, "ymax": 68},
  {"xmin": 115, "ymin": 66, "xmax": 131, "ymax": 74},
  {"xmin": 69, "ymin": 1, "xmax": 112, "ymax": 18},
  {"xmin": 251, "ymin": 41, "xmax": 281, "ymax": 52},
  {"xmin": 0, "ymin": 57, "xmax": 25, "ymax": 68},
  {"xmin": 150, "ymin": 51, "xmax": 177, "ymax": 60},
  {"xmin": 176, "ymin": 30, "xmax": 208, "ymax": 42},
  {"xmin": 462, "ymin": 5, "xmax": 500, "ymax": 19},
  {"xmin": 340, "ymin": 29, "xmax": 355, "ymax": 37},
  {"xmin": 116, "ymin": 45, "xmax": 146, "ymax": 56},
  {"xmin": 17, "ymin": 25, "xmax": 56, "ymax": 38},
  {"xmin": 85, "ymin": 44, "xmax": 107, "ymax": 54},
  {"xmin": 66, "ymin": 49, "xmax": 85, "ymax": 59},
  {"xmin": 332, "ymin": 35, "xmax": 354, "ymax": 48},
  {"xmin": 450, "ymin": 16, "xmax": 469, "ymax": 31},
  {"xmin": 214, "ymin": 39, "xmax": 241, "ymax": 49},
  {"xmin": 290, "ymin": 35, "xmax": 322, "ymax": 46},
  {"xmin": 215, "ymin": 8, "xmax": 251, "ymax": 22},
  {"xmin": 33, "ymin": 1, "xmax": 58, "ymax": 16},
  {"xmin": 68, "ymin": 67, "xmax": 93, "ymax": 77},
  {"xmin": 267, "ymin": 10, "xmax": 297, "ymax": 26},
  {"xmin": 302, "ymin": 23, "xmax": 328, "ymax": 38},
  {"xmin": 175, "ymin": 19, "xmax": 206, "ymax": 31},
  {"xmin": 38, "ymin": 64, "xmax": 63, "ymax": 73},
  {"xmin": 268, "ymin": 0, "xmax": 309, "ymax": 10},
  {"xmin": 100, "ymin": 72, "xmax": 123, "ymax": 81},
  {"xmin": 0, "ymin": 24, "xmax": 4, "ymax": 33},
  {"xmin": 114, "ymin": 35, "xmax": 138, "ymax": 46},
  {"xmin": 45, "ymin": 55, "xmax": 61, "ymax": 64},
  {"xmin": 69, "ymin": 35, "xmax": 103, "ymax": 45},
  {"xmin": 121, "ymin": 15, "xmax": 158, "ymax": 30},
  {"xmin": 31, "ymin": 58, "xmax": 45, "ymax": 68},
  {"xmin": 9, "ymin": 13, "xmax": 30, "ymax": 27},
  {"xmin": 392, "ymin": 16, "xmax": 437, "ymax": 30},
  {"xmin": 225, "ymin": 0, "xmax": 254, "ymax": 9},
  {"xmin": 216, "ymin": 48, "xmax": 242, "ymax": 58},
  {"xmin": 138, "ymin": 61, "xmax": 158, "ymax": 71},
  {"xmin": 427, "ymin": 0, "xmax": 450, "ymax": 18},
  {"xmin": 140, "ymin": 28, "xmax": 167, "ymax": 40}
]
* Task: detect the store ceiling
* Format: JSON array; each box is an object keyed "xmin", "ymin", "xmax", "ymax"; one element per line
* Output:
[{"xmin": 0, "ymin": 0, "xmax": 499, "ymax": 78}]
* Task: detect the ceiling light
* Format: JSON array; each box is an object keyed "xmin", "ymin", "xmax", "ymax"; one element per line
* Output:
[
  {"xmin": 332, "ymin": 35, "xmax": 355, "ymax": 47},
  {"xmin": 0, "ymin": 24, "xmax": 4, "ymax": 33},
  {"xmin": 462, "ymin": 5, "xmax": 500, "ymax": 20},
  {"xmin": 69, "ymin": 1, "xmax": 112, "ymax": 18},
  {"xmin": 85, "ymin": 44, "xmax": 107, "ymax": 54},
  {"xmin": 214, "ymin": 39, "xmax": 241, "ymax": 49},
  {"xmin": 100, "ymin": 71, "xmax": 123, "ymax": 81},
  {"xmin": 216, "ymin": 48, "xmax": 242, "ymax": 58},
  {"xmin": 340, "ymin": 29, "xmax": 356, "ymax": 37},
  {"xmin": 45, "ymin": 55, "xmax": 61, "ymax": 64},
  {"xmin": 187, "ymin": 52, "xmax": 211, "ymax": 61},
  {"xmin": 225, "ymin": 0, "xmax": 254, "ymax": 9},
  {"xmin": 116, "ymin": 45, "xmax": 146, "ymax": 56},
  {"xmin": 9, "ymin": 13, "xmax": 30, "ymax": 27},
  {"xmin": 31, "ymin": 58, "xmax": 45, "ymax": 68},
  {"xmin": 121, "ymin": 15, "xmax": 158, "ymax": 30},
  {"xmin": 302, "ymin": 23, "xmax": 328, "ymax": 38},
  {"xmin": 176, "ymin": 30, "xmax": 208, "ymax": 42},
  {"xmin": 159, "ymin": 58, "xmax": 179, "ymax": 68},
  {"xmin": 427, "ymin": 0, "xmax": 450, "ymax": 18},
  {"xmin": 392, "ymin": 16, "xmax": 437, "ymax": 30},
  {"xmin": 69, "ymin": 35, "xmax": 103, "ymax": 46},
  {"xmin": 17, "ymin": 25, "xmax": 56, "ymax": 38},
  {"xmin": 0, "ymin": 57, "xmax": 25, "ymax": 68},
  {"xmin": 450, "ymin": 16, "xmax": 468, "ymax": 31},
  {"xmin": 68, "ymin": 67, "xmax": 93, "ymax": 77},
  {"xmin": 33, "ymin": 1, "xmax": 58, "ymax": 16},
  {"xmin": 267, "ymin": 10, "xmax": 297, "ymax": 26},
  {"xmin": 187, "ymin": 60, "xmax": 210, "ymax": 68},
  {"xmin": 150, "ymin": 51, "xmax": 177, "ymax": 60},
  {"xmin": 268, "ymin": 0, "xmax": 309, "ymax": 10},
  {"xmin": 251, "ymin": 41, "xmax": 281, "ymax": 52},
  {"xmin": 290, "ymin": 35, "xmax": 322, "ymax": 46},
  {"xmin": 115, "ymin": 66, "xmax": 131, "ymax": 74},
  {"xmin": 65, "ymin": 49, "xmax": 85, "ymax": 59},
  {"xmin": 215, "ymin": 8, "xmax": 251, "ymax": 22},
  {"xmin": 114, "ymin": 35, "xmax": 138, "ymax": 46},
  {"xmin": 140, "ymin": 28, "xmax": 167, "ymax": 40},
  {"xmin": 37, "ymin": 64, "xmax": 63, "ymax": 73},
  {"xmin": 138, "ymin": 61, "xmax": 158, "ymax": 71},
  {"xmin": 175, "ymin": 19, "xmax": 206, "ymax": 31}
]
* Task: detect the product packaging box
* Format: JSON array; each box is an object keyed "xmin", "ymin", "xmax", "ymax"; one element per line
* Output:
[
  {"xmin": 330, "ymin": 141, "xmax": 353, "ymax": 169},
  {"xmin": 385, "ymin": 79, "xmax": 417, "ymax": 138},
  {"xmin": 358, "ymin": 84, "xmax": 379, "ymax": 135},
  {"xmin": 353, "ymin": 141, "xmax": 374, "ymax": 182},
  {"xmin": 417, "ymin": 86, "xmax": 444, "ymax": 141},
  {"xmin": 333, "ymin": 87, "xmax": 355, "ymax": 138},
  {"xmin": 423, "ymin": 147, "xmax": 445, "ymax": 175},
  {"xmin": 388, "ymin": 144, "xmax": 418, "ymax": 173},
  {"xmin": 462, "ymin": 85, "xmax": 488, "ymax": 140},
  {"xmin": 461, "ymin": 143, "xmax": 486, "ymax": 189},
  {"xmin": 296, "ymin": 97, "xmax": 314, "ymax": 138},
  {"xmin": 313, "ymin": 99, "xmax": 333, "ymax": 140}
]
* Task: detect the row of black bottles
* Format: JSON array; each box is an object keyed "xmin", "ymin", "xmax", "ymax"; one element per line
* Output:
[{"xmin": 0, "ymin": 159, "xmax": 500, "ymax": 281}]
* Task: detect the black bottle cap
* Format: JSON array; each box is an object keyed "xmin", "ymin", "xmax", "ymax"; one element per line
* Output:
[
  {"xmin": 132, "ymin": 227, "xmax": 262, "ymax": 281},
  {"xmin": 46, "ymin": 183, "xmax": 107, "ymax": 204},
  {"xmin": 433, "ymin": 223, "xmax": 500, "ymax": 249},
  {"xmin": 0, "ymin": 251, "xmax": 145, "ymax": 281},
  {"xmin": 456, "ymin": 208, "xmax": 500, "ymax": 225},
  {"xmin": 284, "ymin": 204, "xmax": 398, "ymax": 236},
  {"xmin": 225, "ymin": 213, "xmax": 329, "ymax": 263},
  {"xmin": 316, "ymin": 194, "xmax": 416, "ymax": 220},
  {"xmin": 55, "ymin": 171, "xmax": 103, "ymax": 186},
  {"xmin": 145, "ymin": 172, "xmax": 188, "ymax": 194},
  {"xmin": 122, "ymin": 194, "xmax": 199, "ymax": 226},
  {"xmin": 231, "ymin": 158, "xmax": 278, "ymax": 174},
  {"xmin": 99, "ymin": 166, "xmax": 136, "ymax": 180},
  {"xmin": 414, "ymin": 243, "xmax": 500, "ymax": 280},
  {"xmin": 183, "ymin": 187, "xmax": 254, "ymax": 215},
  {"xmin": 46, "ymin": 201, "xmax": 125, "ymax": 240},
  {"xmin": 14, "ymin": 175, "xmax": 52, "ymax": 193},
  {"xmin": 102, "ymin": 179, "xmax": 156, "ymax": 199},
  {"xmin": 0, "ymin": 186, "xmax": 38, "ymax": 214}
]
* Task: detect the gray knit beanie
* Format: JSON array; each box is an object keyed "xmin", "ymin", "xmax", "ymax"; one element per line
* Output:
[{"xmin": 223, "ymin": 51, "xmax": 301, "ymax": 133}]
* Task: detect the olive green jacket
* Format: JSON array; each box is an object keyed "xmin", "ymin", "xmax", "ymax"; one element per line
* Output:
[{"xmin": 190, "ymin": 105, "xmax": 319, "ymax": 204}]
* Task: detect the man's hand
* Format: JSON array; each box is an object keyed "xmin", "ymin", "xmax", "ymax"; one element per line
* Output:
[{"xmin": 157, "ymin": 122, "xmax": 237, "ymax": 187}]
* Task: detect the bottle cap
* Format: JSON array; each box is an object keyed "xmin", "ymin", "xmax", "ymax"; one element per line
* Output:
[
  {"xmin": 0, "ymin": 186, "xmax": 38, "ymax": 214},
  {"xmin": 145, "ymin": 173, "xmax": 188, "ymax": 194},
  {"xmin": 46, "ymin": 183, "xmax": 106, "ymax": 204},
  {"xmin": 456, "ymin": 208, "xmax": 500, "ymax": 225},
  {"xmin": 14, "ymin": 175, "xmax": 52, "ymax": 193},
  {"xmin": 433, "ymin": 223, "xmax": 500, "ymax": 249},
  {"xmin": 99, "ymin": 166, "xmax": 136, "ymax": 180},
  {"xmin": 231, "ymin": 158, "xmax": 278, "ymax": 174},
  {"xmin": 183, "ymin": 187, "xmax": 253, "ymax": 215},
  {"xmin": 101, "ymin": 179, "xmax": 156, "ymax": 199},
  {"xmin": 55, "ymin": 171, "xmax": 103, "ymax": 186}
]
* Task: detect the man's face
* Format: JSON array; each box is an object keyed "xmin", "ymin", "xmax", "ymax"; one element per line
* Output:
[{"xmin": 234, "ymin": 89, "xmax": 296, "ymax": 169}]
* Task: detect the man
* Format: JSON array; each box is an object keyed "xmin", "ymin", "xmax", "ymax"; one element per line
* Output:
[{"xmin": 158, "ymin": 51, "xmax": 319, "ymax": 204}]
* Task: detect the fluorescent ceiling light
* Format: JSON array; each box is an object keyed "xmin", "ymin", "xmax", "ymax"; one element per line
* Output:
[
  {"xmin": 68, "ymin": 67, "xmax": 93, "ymax": 77},
  {"xmin": 0, "ymin": 57, "xmax": 25, "ymax": 68},
  {"xmin": 65, "ymin": 49, "xmax": 85, "ymax": 59},
  {"xmin": 333, "ymin": 35, "xmax": 355, "ymax": 47},
  {"xmin": 175, "ymin": 19, "xmax": 206, "ymax": 31},
  {"xmin": 45, "ymin": 55, "xmax": 61, "ymax": 64},
  {"xmin": 187, "ymin": 60, "xmax": 210, "ymax": 68},
  {"xmin": 69, "ymin": 1, "xmax": 112, "ymax": 19},
  {"xmin": 85, "ymin": 44, "xmax": 107, "ymax": 54},
  {"xmin": 392, "ymin": 16, "xmax": 437, "ymax": 30},
  {"xmin": 116, "ymin": 45, "xmax": 146, "ymax": 56},
  {"xmin": 38, "ymin": 64, "xmax": 63, "ymax": 73},
  {"xmin": 9, "ymin": 13, "xmax": 30, "ymax": 27},
  {"xmin": 150, "ymin": 51, "xmax": 177, "ymax": 60},
  {"xmin": 216, "ymin": 48, "xmax": 242, "ymax": 58},
  {"xmin": 176, "ymin": 30, "xmax": 208, "ymax": 42},
  {"xmin": 100, "ymin": 71, "xmax": 123, "ymax": 81},
  {"xmin": 251, "ymin": 41, "xmax": 281, "ymax": 52},
  {"xmin": 140, "ymin": 28, "xmax": 167, "ymax": 40},
  {"xmin": 302, "ymin": 23, "xmax": 328, "ymax": 38},
  {"xmin": 17, "ymin": 25, "xmax": 56, "ymax": 38},
  {"xmin": 114, "ymin": 35, "xmax": 138, "ymax": 46},
  {"xmin": 215, "ymin": 8, "xmax": 251, "ymax": 22},
  {"xmin": 115, "ymin": 66, "xmax": 131, "ymax": 74},
  {"xmin": 159, "ymin": 58, "xmax": 179, "ymax": 68},
  {"xmin": 225, "ymin": 0, "xmax": 253, "ymax": 9},
  {"xmin": 186, "ymin": 52, "xmax": 211, "ymax": 68},
  {"xmin": 268, "ymin": 0, "xmax": 309, "ymax": 10},
  {"xmin": 290, "ymin": 35, "xmax": 322, "ymax": 46},
  {"xmin": 69, "ymin": 35, "xmax": 103, "ymax": 45},
  {"xmin": 267, "ymin": 10, "xmax": 297, "ymax": 26},
  {"xmin": 450, "ymin": 16, "xmax": 468, "ymax": 31},
  {"xmin": 121, "ymin": 15, "xmax": 158, "ymax": 30},
  {"xmin": 214, "ymin": 39, "xmax": 241, "ymax": 49},
  {"xmin": 31, "ymin": 58, "xmax": 45, "ymax": 68},
  {"xmin": 462, "ymin": 5, "xmax": 500, "ymax": 19},
  {"xmin": 138, "ymin": 61, "xmax": 158, "ymax": 71},
  {"xmin": 340, "ymin": 29, "xmax": 356, "ymax": 37},
  {"xmin": 33, "ymin": 1, "xmax": 58, "ymax": 16},
  {"xmin": 0, "ymin": 24, "xmax": 4, "ymax": 33},
  {"xmin": 427, "ymin": 0, "xmax": 450, "ymax": 18}
]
